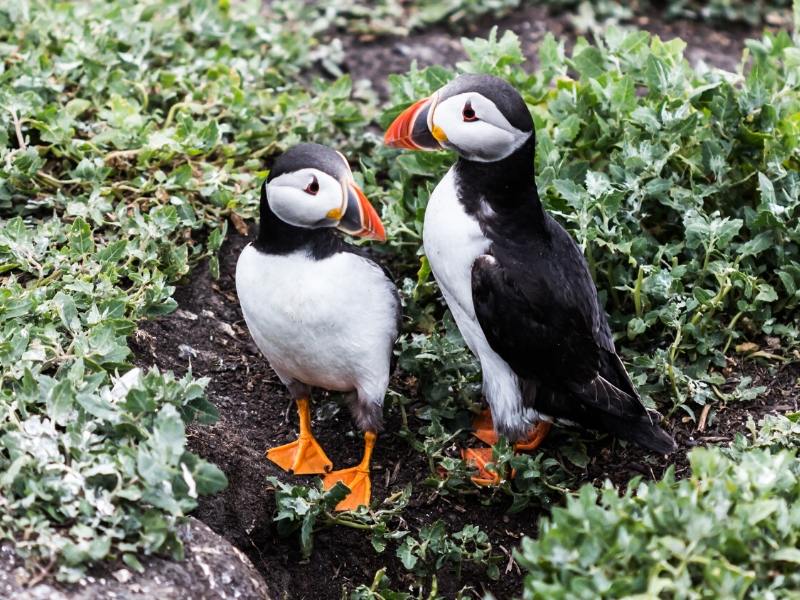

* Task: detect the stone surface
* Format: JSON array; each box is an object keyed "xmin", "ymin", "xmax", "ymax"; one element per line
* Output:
[{"xmin": 0, "ymin": 517, "xmax": 270, "ymax": 600}]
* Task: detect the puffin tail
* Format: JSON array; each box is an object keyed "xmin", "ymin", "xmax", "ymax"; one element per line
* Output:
[
  {"xmin": 534, "ymin": 379, "xmax": 678, "ymax": 455},
  {"xmin": 601, "ymin": 410, "xmax": 677, "ymax": 455}
]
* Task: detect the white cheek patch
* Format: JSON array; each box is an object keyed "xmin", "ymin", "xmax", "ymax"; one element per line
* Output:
[
  {"xmin": 433, "ymin": 92, "xmax": 531, "ymax": 162},
  {"xmin": 267, "ymin": 169, "xmax": 343, "ymax": 229}
]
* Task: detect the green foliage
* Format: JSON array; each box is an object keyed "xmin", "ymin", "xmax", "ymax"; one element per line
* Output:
[
  {"xmin": 348, "ymin": 568, "xmax": 434, "ymax": 600},
  {"xmin": 310, "ymin": 0, "xmax": 795, "ymax": 39},
  {"xmin": 660, "ymin": 0, "xmax": 794, "ymax": 25},
  {"xmin": 516, "ymin": 415, "xmax": 800, "ymax": 599},
  {"xmin": 536, "ymin": 0, "xmax": 794, "ymax": 27},
  {"xmin": 396, "ymin": 521, "xmax": 500, "ymax": 580},
  {"xmin": 313, "ymin": 0, "xmax": 525, "ymax": 36},
  {"xmin": 0, "ymin": 0, "xmax": 365, "ymax": 580},
  {"xmin": 271, "ymin": 479, "xmax": 500, "ymax": 585},
  {"xmin": 271, "ymin": 477, "xmax": 352, "ymax": 558},
  {"xmin": 0, "ymin": 368, "xmax": 226, "ymax": 580}
]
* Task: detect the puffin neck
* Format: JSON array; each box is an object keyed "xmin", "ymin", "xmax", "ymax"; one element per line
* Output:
[
  {"xmin": 454, "ymin": 135, "xmax": 542, "ymax": 216},
  {"xmin": 253, "ymin": 185, "xmax": 342, "ymax": 259}
]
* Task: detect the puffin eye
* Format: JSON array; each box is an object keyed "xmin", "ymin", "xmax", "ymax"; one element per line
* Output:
[
  {"xmin": 462, "ymin": 101, "xmax": 478, "ymax": 122},
  {"xmin": 304, "ymin": 175, "xmax": 319, "ymax": 195}
]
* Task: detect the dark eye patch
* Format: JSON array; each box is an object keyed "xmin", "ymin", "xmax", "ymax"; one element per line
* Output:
[
  {"xmin": 462, "ymin": 100, "xmax": 478, "ymax": 122},
  {"xmin": 305, "ymin": 175, "xmax": 319, "ymax": 195}
]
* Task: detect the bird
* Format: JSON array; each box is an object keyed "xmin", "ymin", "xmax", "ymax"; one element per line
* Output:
[
  {"xmin": 236, "ymin": 143, "xmax": 401, "ymax": 510},
  {"xmin": 384, "ymin": 74, "xmax": 675, "ymax": 483}
]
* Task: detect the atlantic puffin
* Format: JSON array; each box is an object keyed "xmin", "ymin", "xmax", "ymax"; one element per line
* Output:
[
  {"xmin": 384, "ymin": 74, "xmax": 675, "ymax": 482},
  {"xmin": 236, "ymin": 143, "xmax": 400, "ymax": 510}
]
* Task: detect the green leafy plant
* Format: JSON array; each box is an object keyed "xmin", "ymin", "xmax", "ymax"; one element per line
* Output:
[
  {"xmin": 270, "ymin": 477, "xmax": 501, "ymax": 584},
  {"xmin": 397, "ymin": 521, "xmax": 500, "ymax": 581},
  {"xmin": 270, "ymin": 477, "xmax": 352, "ymax": 558},
  {"xmin": 516, "ymin": 415, "xmax": 800, "ymax": 599}
]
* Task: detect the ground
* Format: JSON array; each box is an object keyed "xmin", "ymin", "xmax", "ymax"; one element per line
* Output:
[
  {"xmin": 343, "ymin": 5, "xmax": 753, "ymax": 98},
  {"xmin": 130, "ymin": 7, "xmax": 798, "ymax": 599}
]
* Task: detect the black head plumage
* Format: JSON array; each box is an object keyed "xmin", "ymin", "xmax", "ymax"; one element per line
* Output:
[
  {"xmin": 439, "ymin": 74, "xmax": 533, "ymax": 133},
  {"xmin": 267, "ymin": 142, "xmax": 351, "ymax": 184}
]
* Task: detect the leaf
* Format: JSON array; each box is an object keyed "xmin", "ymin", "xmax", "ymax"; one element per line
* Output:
[
  {"xmin": 756, "ymin": 283, "xmax": 778, "ymax": 303},
  {"xmin": 573, "ymin": 46, "xmax": 605, "ymax": 79},
  {"xmin": 122, "ymin": 553, "xmax": 145, "ymax": 573},
  {"xmin": 738, "ymin": 232, "xmax": 773, "ymax": 257},
  {"xmin": 47, "ymin": 379, "xmax": 74, "ymax": 426},
  {"xmin": 68, "ymin": 217, "xmax": 95, "ymax": 255},
  {"xmin": 555, "ymin": 114, "xmax": 582, "ymax": 143},
  {"xmin": 188, "ymin": 397, "xmax": 219, "ymax": 425},
  {"xmin": 97, "ymin": 240, "xmax": 128, "ymax": 264},
  {"xmin": 775, "ymin": 548, "xmax": 800, "ymax": 564},
  {"xmin": 397, "ymin": 539, "xmax": 419, "ymax": 570},
  {"xmin": 553, "ymin": 179, "xmax": 586, "ymax": 207},
  {"xmin": 191, "ymin": 460, "xmax": 228, "ymax": 495},
  {"xmin": 758, "ymin": 172, "xmax": 777, "ymax": 205},
  {"xmin": 65, "ymin": 98, "xmax": 92, "ymax": 118},
  {"xmin": 53, "ymin": 292, "xmax": 82, "ymax": 332},
  {"xmin": 610, "ymin": 76, "xmax": 636, "ymax": 112}
]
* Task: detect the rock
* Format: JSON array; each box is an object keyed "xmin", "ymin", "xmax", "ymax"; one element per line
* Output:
[
  {"xmin": 0, "ymin": 517, "xmax": 270, "ymax": 600},
  {"xmin": 178, "ymin": 344, "xmax": 198, "ymax": 359}
]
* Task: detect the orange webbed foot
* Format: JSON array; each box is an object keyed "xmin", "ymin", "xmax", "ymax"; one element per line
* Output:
[
  {"xmin": 321, "ymin": 431, "xmax": 376, "ymax": 511},
  {"xmin": 323, "ymin": 465, "xmax": 371, "ymax": 511},
  {"xmin": 266, "ymin": 435, "xmax": 333, "ymax": 475},
  {"xmin": 266, "ymin": 397, "xmax": 333, "ymax": 475},
  {"xmin": 514, "ymin": 421, "xmax": 552, "ymax": 452},
  {"xmin": 461, "ymin": 446, "xmax": 502, "ymax": 486}
]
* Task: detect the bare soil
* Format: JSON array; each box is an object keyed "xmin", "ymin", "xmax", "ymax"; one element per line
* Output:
[
  {"xmin": 130, "ymin": 8, "xmax": 798, "ymax": 600},
  {"xmin": 341, "ymin": 4, "xmax": 758, "ymax": 98}
]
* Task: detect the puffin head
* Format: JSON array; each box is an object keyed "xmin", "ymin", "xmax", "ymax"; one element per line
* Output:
[
  {"xmin": 265, "ymin": 143, "xmax": 385, "ymax": 241},
  {"xmin": 384, "ymin": 74, "xmax": 533, "ymax": 163}
]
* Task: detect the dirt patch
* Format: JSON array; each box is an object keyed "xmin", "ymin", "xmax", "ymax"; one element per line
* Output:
[
  {"xmin": 131, "ymin": 227, "xmax": 798, "ymax": 599},
  {"xmin": 341, "ymin": 5, "xmax": 759, "ymax": 98}
]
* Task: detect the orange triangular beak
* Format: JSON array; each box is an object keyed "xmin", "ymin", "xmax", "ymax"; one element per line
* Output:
[
  {"xmin": 384, "ymin": 96, "xmax": 441, "ymax": 150},
  {"xmin": 337, "ymin": 181, "xmax": 386, "ymax": 241}
]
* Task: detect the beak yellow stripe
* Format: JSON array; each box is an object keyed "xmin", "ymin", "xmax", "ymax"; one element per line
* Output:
[{"xmin": 431, "ymin": 125, "xmax": 448, "ymax": 143}]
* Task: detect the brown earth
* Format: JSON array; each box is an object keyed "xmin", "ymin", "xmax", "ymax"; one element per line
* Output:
[
  {"xmin": 341, "ymin": 4, "xmax": 759, "ymax": 99},
  {"xmin": 130, "ymin": 8, "xmax": 798, "ymax": 600}
]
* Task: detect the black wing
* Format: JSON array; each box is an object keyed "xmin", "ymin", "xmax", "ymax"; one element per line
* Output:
[{"xmin": 471, "ymin": 228, "xmax": 645, "ymax": 421}]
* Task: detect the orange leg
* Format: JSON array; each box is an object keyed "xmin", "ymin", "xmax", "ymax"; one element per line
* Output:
[
  {"xmin": 462, "ymin": 409, "xmax": 552, "ymax": 485},
  {"xmin": 266, "ymin": 398, "xmax": 333, "ymax": 475},
  {"xmin": 515, "ymin": 421, "xmax": 552, "ymax": 452},
  {"xmin": 472, "ymin": 409, "xmax": 499, "ymax": 446},
  {"xmin": 322, "ymin": 431, "xmax": 376, "ymax": 511},
  {"xmin": 460, "ymin": 447, "xmax": 501, "ymax": 486}
]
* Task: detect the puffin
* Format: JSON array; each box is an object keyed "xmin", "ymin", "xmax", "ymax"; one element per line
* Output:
[
  {"xmin": 236, "ymin": 143, "xmax": 400, "ymax": 510},
  {"xmin": 384, "ymin": 74, "xmax": 675, "ymax": 482}
]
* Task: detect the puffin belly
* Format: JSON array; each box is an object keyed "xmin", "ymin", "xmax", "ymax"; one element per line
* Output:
[{"xmin": 236, "ymin": 245, "xmax": 397, "ymax": 398}]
